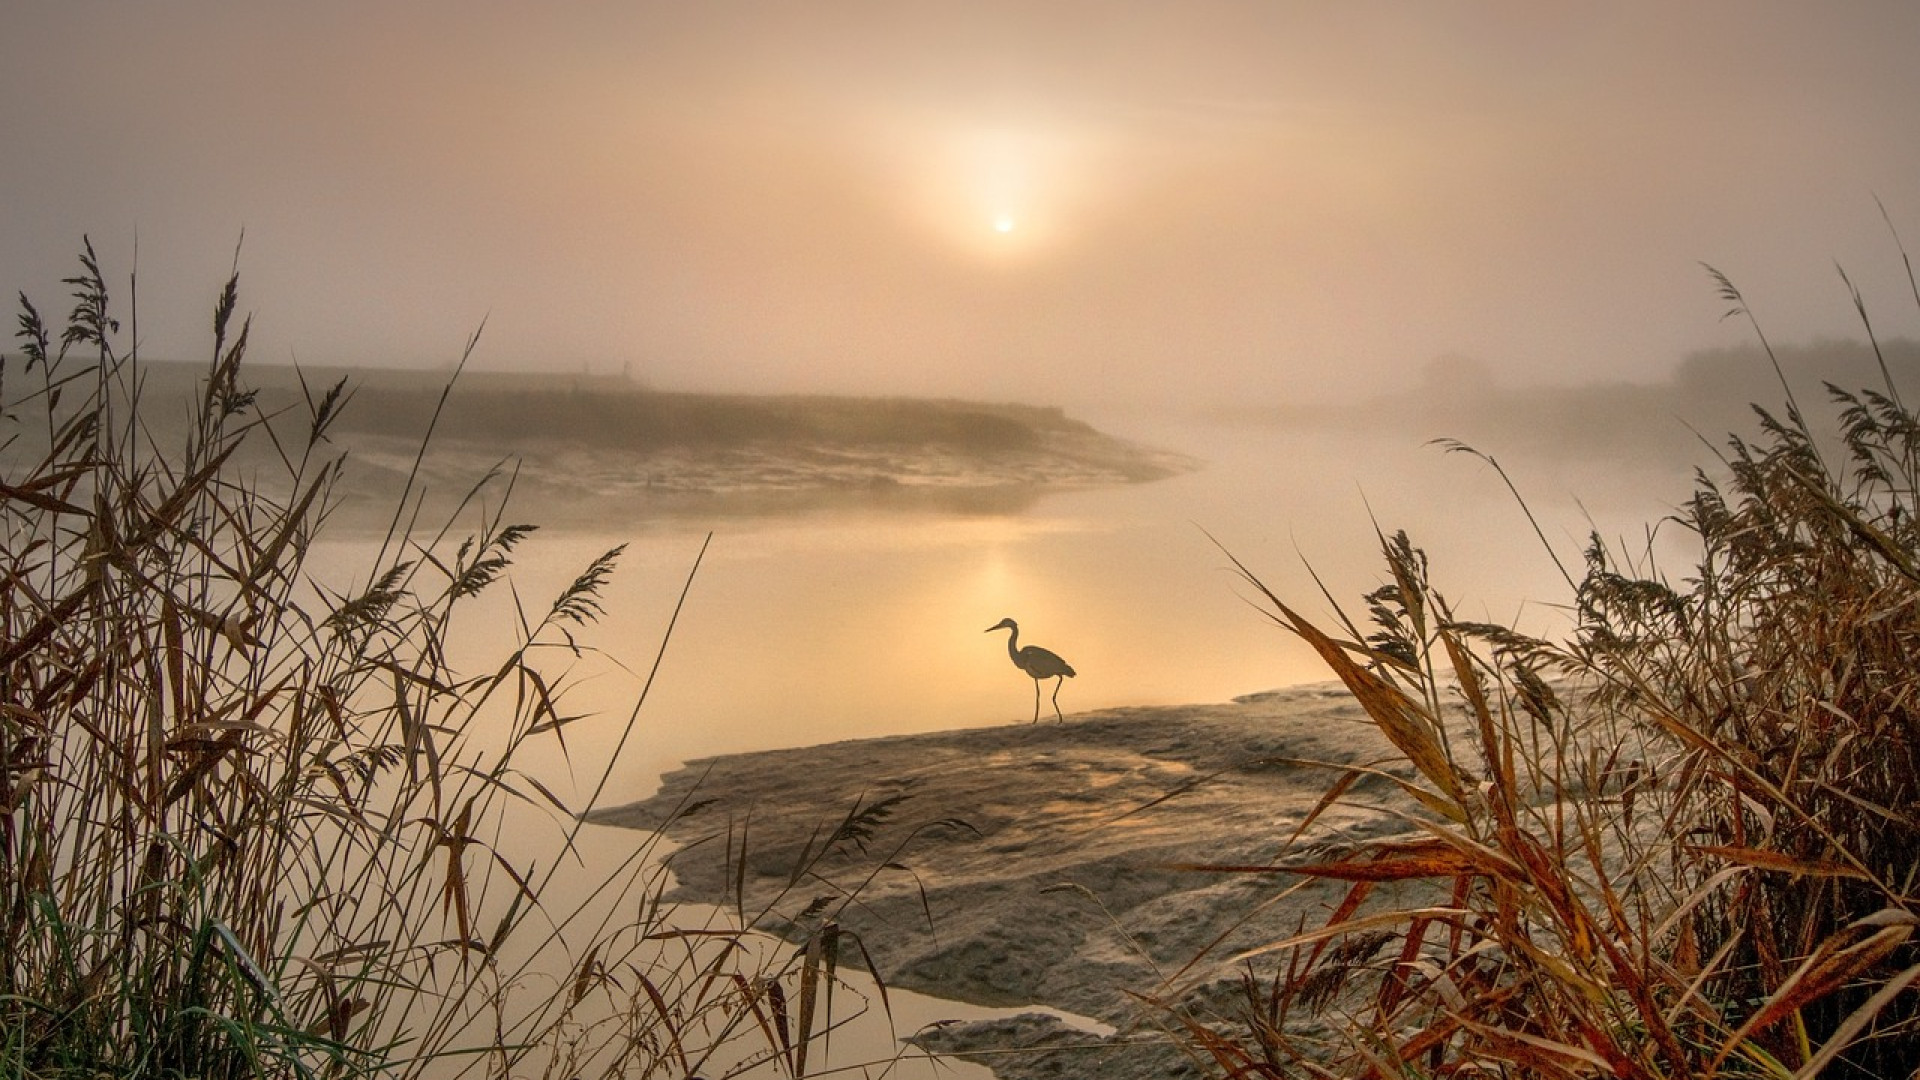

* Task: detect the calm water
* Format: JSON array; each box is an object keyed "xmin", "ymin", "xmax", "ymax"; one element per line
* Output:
[
  {"xmin": 373, "ymin": 411, "xmax": 1694, "ymax": 802},
  {"xmin": 310, "ymin": 411, "xmax": 1695, "ymax": 1075}
]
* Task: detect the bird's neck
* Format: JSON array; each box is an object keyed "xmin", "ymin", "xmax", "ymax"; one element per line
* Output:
[{"xmin": 1004, "ymin": 625, "xmax": 1020, "ymax": 660}]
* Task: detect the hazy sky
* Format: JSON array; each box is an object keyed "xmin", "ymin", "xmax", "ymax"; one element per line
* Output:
[{"xmin": 6, "ymin": 2, "xmax": 1920, "ymax": 411}]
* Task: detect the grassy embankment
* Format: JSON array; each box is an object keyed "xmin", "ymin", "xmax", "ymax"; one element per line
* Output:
[
  {"xmin": 1166, "ymin": 263, "xmax": 1920, "ymax": 1077},
  {"xmin": 109, "ymin": 361, "xmax": 1187, "ymax": 526},
  {"xmin": 0, "ymin": 243, "xmax": 954, "ymax": 1079}
]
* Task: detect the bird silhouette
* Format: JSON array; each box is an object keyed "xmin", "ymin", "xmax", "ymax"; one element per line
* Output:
[{"xmin": 985, "ymin": 617, "xmax": 1075, "ymax": 723}]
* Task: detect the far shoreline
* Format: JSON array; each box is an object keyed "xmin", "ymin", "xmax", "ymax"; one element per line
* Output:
[{"xmin": 66, "ymin": 361, "xmax": 1202, "ymax": 530}]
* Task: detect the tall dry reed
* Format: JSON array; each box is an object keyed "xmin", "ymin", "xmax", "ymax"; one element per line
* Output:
[
  {"xmin": 1, "ymin": 241, "xmax": 917, "ymax": 1079},
  {"xmin": 1164, "ymin": 258, "xmax": 1920, "ymax": 1078}
]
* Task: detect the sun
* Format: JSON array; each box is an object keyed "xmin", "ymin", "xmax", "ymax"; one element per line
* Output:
[{"xmin": 905, "ymin": 124, "xmax": 1087, "ymax": 258}]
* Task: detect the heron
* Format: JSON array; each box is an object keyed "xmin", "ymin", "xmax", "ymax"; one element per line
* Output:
[{"xmin": 985, "ymin": 617, "xmax": 1075, "ymax": 723}]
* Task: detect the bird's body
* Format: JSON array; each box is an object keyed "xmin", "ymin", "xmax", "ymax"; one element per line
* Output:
[{"xmin": 985, "ymin": 617, "xmax": 1075, "ymax": 722}]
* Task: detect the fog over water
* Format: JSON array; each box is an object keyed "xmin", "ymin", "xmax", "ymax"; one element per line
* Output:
[
  {"xmin": 7, "ymin": 3, "xmax": 1920, "ymax": 413},
  {"xmin": 15, "ymin": 10, "xmax": 1920, "ymax": 1070},
  {"xmin": 11, "ymin": 0, "xmax": 1920, "ymax": 811},
  {"xmin": 346, "ymin": 403, "xmax": 1694, "ymax": 805}
]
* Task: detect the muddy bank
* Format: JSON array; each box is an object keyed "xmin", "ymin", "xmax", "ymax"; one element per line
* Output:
[{"xmin": 592, "ymin": 684, "xmax": 1433, "ymax": 1080}]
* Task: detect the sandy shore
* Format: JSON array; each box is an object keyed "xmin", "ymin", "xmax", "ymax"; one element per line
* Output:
[{"xmin": 591, "ymin": 683, "xmax": 1434, "ymax": 1080}]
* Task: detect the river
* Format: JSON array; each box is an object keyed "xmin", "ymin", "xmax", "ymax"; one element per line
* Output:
[
  {"xmin": 383, "ymin": 408, "xmax": 1695, "ymax": 795},
  {"xmin": 308, "ymin": 406, "xmax": 1699, "ymax": 1077}
]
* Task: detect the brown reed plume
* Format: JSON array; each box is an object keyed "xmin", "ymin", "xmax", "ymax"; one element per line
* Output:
[
  {"xmin": 1, "ymin": 241, "xmax": 928, "ymax": 1079},
  {"xmin": 1158, "ymin": 258, "xmax": 1920, "ymax": 1078}
]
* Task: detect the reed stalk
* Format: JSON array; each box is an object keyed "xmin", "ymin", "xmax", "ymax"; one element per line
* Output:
[
  {"xmin": 1, "ymin": 242, "xmax": 915, "ymax": 1079},
  {"xmin": 1168, "ymin": 256, "xmax": 1920, "ymax": 1078}
]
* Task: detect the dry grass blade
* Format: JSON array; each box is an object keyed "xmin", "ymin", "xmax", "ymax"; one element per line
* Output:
[
  {"xmin": 1174, "ymin": 836, "xmax": 1515, "ymax": 883},
  {"xmin": 1688, "ymin": 844, "xmax": 1874, "ymax": 881},
  {"xmin": 1177, "ymin": 252, "xmax": 1920, "ymax": 1077},
  {"xmin": 1266, "ymin": 596, "xmax": 1465, "ymax": 814},
  {"xmin": 1289, "ymin": 767, "xmax": 1363, "ymax": 848},
  {"xmin": 1229, "ymin": 907, "xmax": 1471, "ymax": 965},
  {"xmin": 1709, "ymin": 917, "xmax": 1917, "ymax": 1074},
  {"xmin": 1792, "ymin": 961, "xmax": 1920, "ymax": 1079},
  {"xmin": 3, "ymin": 246, "xmax": 908, "ymax": 1080}
]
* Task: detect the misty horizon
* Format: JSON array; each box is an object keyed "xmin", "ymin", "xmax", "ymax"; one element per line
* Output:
[
  {"xmin": 13, "ymin": 11, "xmax": 1920, "ymax": 1072},
  {"xmin": 7, "ymin": 4, "xmax": 1920, "ymax": 418}
]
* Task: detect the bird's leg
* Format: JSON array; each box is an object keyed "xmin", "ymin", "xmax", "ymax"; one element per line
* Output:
[
  {"xmin": 1051, "ymin": 676, "xmax": 1065, "ymax": 722},
  {"xmin": 1031, "ymin": 678, "xmax": 1042, "ymax": 724}
]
